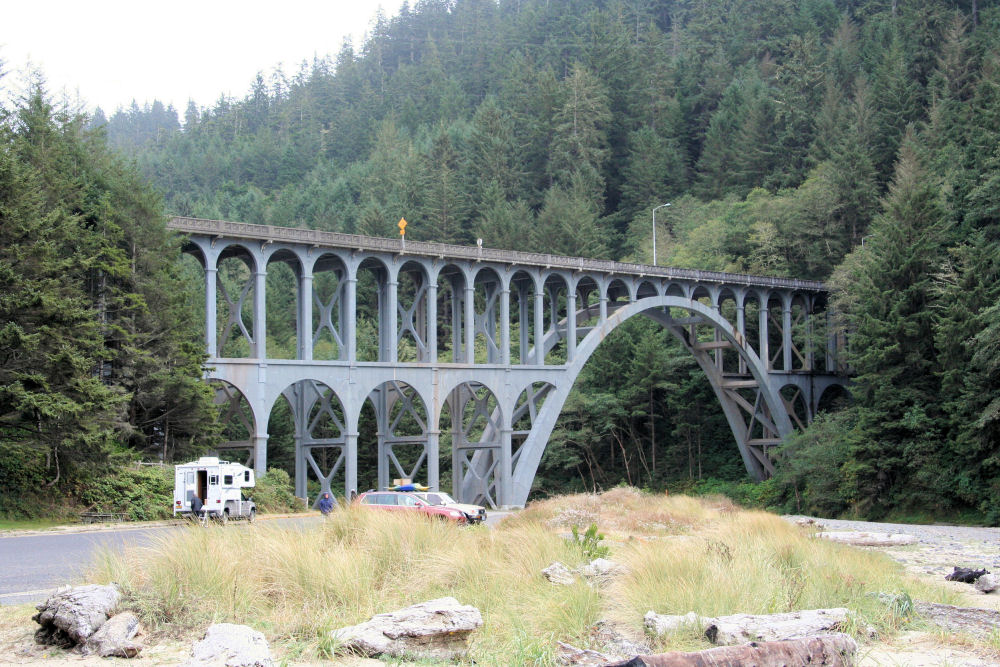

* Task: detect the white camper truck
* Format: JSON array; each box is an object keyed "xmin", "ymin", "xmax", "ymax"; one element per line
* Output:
[{"xmin": 173, "ymin": 456, "xmax": 256, "ymax": 523}]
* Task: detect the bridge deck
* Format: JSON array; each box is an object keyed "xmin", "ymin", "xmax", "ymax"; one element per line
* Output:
[{"xmin": 168, "ymin": 217, "xmax": 826, "ymax": 292}]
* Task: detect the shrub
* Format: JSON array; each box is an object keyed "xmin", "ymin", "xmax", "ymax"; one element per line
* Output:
[
  {"xmin": 73, "ymin": 465, "xmax": 174, "ymax": 521},
  {"xmin": 252, "ymin": 468, "xmax": 304, "ymax": 513}
]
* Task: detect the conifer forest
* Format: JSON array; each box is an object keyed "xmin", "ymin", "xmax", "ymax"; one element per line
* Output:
[{"xmin": 3, "ymin": 0, "xmax": 1000, "ymax": 522}]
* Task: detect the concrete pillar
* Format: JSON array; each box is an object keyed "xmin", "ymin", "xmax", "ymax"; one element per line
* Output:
[
  {"xmin": 253, "ymin": 269, "xmax": 267, "ymax": 359},
  {"xmin": 344, "ymin": 431, "xmax": 358, "ymax": 498},
  {"xmin": 452, "ymin": 285, "xmax": 462, "ymax": 362},
  {"xmin": 387, "ymin": 279, "xmax": 398, "ymax": 363},
  {"xmin": 299, "ymin": 270, "xmax": 313, "ymax": 361},
  {"xmin": 519, "ymin": 286, "xmax": 530, "ymax": 364},
  {"xmin": 464, "ymin": 286, "xmax": 475, "ymax": 363},
  {"xmin": 253, "ymin": 433, "xmax": 268, "ymax": 475},
  {"xmin": 534, "ymin": 290, "xmax": 545, "ymax": 365},
  {"xmin": 599, "ymin": 293, "xmax": 608, "ymax": 322},
  {"xmin": 566, "ymin": 291, "xmax": 577, "ymax": 362},
  {"xmin": 426, "ymin": 430, "xmax": 440, "ymax": 491},
  {"xmin": 293, "ymin": 387, "xmax": 306, "ymax": 498},
  {"xmin": 205, "ymin": 265, "xmax": 217, "ymax": 358},
  {"xmin": 736, "ymin": 305, "xmax": 747, "ymax": 374},
  {"xmin": 782, "ymin": 305, "xmax": 793, "ymax": 371},
  {"xmin": 426, "ymin": 283, "xmax": 438, "ymax": 363},
  {"xmin": 805, "ymin": 301, "xmax": 814, "ymax": 371},
  {"xmin": 759, "ymin": 302, "xmax": 770, "ymax": 371},
  {"xmin": 500, "ymin": 287, "xmax": 511, "ymax": 366},
  {"xmin": 345, "ymin": 277, "xmax": 357, "ymax": 362},
  {"xmin": 499, "ymin": 424, "xmax": 513, "ymax": 507}
]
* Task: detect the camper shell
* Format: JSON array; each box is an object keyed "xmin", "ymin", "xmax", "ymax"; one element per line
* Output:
[{"xmin": 173, "ymin": 456, "xmax": 256, "ymax": 523}]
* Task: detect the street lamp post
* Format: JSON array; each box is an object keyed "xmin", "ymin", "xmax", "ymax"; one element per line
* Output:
[{"xmin": 652, "ymin": 202, "xmax": 671, "ymax": 266}]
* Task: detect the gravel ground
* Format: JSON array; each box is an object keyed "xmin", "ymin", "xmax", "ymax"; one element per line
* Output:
[{"xmin": 784, "ymin": 515, "xmax": 1000, "ymax": 579}]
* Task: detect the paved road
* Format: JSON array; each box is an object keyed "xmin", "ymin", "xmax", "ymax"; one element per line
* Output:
[
  {"xmin": 0, "ymin": 526, "xmax": 179, "ymax": 606},
  {"xmin": 0, "ymin": 510, "xmax": 510, "ymax": 606}
]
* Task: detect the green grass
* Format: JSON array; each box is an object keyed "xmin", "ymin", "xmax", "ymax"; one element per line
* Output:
[{"xmin": 0, "ymin": 517, "xmax": 69, "ymax": 531}]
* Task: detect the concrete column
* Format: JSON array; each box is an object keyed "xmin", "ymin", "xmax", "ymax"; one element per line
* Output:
[
  {"xmin": 599, "ymin": 294, "xmax": 608, "ymax": 322},
  {"xmin": 782, "ymin": 305, "xmax": 793, "ymax": 371},
  {"xmin": 805, "ymin": 302, "xmax": 814, "ymax": 371},
  {"xmin": 253, "ymin": 269, "xmax": 267, "ymax": 359},
  {"xmin": 464, "ymin": 286, "xmax": 475, "ymax": 363},
  {"xmin": 759, "ymin": 302, "xmax": 770, "ymax": 371},
  {"xmin": 426, "ymin": 430, "xmax": 440, "ymax": 491},
  {"xmin": 499, "ymin": 424, "xmax": 513, "ymax": 507},
  {"xmin": 205, "ymin": 265, "xmax": 217, "ymax": 357},
  {"xmin": 253, "ymin": 433, "xmax": 268, "ymax": 475},
  {"xmin": 500, "ymin": 287, "xmax": 511, "ymax": 366},
  {"xmin": 452, "ymin": 286, "xmax": 462, "ymax": 362},
  {"xmin": 534, "ymin": 290, "xmax": 545, "ymax": 365},
  {"xmin": 387, "ymin": 279, "xmax": 398, "ymax": 363},
  {"xmin": 426, "ymin": 283, "xmax": 438, "ymax": 363},
  {"xmin": 293, "ymin": 386, "xmax": 306, "ymax": 498},
  {"xmin": 345, "ymin": 277, "xmax": 357, "ymax": 362},
  {"xmin": 298, "ymin": 271, "xmax": 313, "ymax": 361},
  {"xmin": 519, "ymin": 286, "xmax": 530, "ymax": 364},
  {"xmin": 736, "ymin": 305, "xmax": 747, "ymax": 374},
  {"xmin": 566, "ymin": 291, "xmax": 577, "ymax": 362},
  {"xmin": 344, "ymin": 431, "xmax": 358, "ymax": 498}
]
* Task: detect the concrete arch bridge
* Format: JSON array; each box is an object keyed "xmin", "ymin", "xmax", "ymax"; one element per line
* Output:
[{"xmin": 169, "ymin": 217, "xmax": 848, "ymax": 508}]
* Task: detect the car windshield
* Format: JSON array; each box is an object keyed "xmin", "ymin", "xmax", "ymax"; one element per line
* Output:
[{"xmin": 419, "ymin": 492, "xmax": 458, "ymax": 506}]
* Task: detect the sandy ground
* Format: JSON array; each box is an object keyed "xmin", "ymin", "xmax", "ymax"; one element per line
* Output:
[{"xmin": 2, "ymin": 516, "xmax": 998, "ymax": 665}]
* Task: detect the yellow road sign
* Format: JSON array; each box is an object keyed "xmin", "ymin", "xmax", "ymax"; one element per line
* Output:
[{"xmin": 398, "ymin": 217, "xmax": 407, "ymax": 235}]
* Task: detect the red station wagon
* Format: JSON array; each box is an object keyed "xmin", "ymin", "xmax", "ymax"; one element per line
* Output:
[{"xmin": 357, "ymin": 490, "xmax": 472, "ymax": 524}]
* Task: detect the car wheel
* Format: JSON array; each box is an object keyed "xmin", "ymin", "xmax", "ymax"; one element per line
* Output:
[{"xmin": 248, "ymin": 508, "xmax": 256, "ymax": 523}]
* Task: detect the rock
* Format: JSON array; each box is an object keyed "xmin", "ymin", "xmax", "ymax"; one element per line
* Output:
[
  {"xmin": 818, "ymin": 531, "xmax": 917, "ymax": 546},
  {"xmin": 543, "ymin": 561, "xmax": 577, "ymax": 585},
  {"xmin": 85, "ymin": 611, "xmax": 142, "ymax": 658},
  {"xmin": 184, "ymin": 623, "xmax": 274, "ymax": 667},
  {"xmin": 914, "ymin": 601, "xmax": 1000, "ymax": 639},
  {"xmin": 974, "ymin": 573, "xmax": 999, "ymax": 593},
  {"xmin": 945, "ymin": 566, "xmax": 989, "ymax": 583},
  {"xmin": 556, "ymin": 640, "xmax": 612, "ymax": 665},
  {"xmin": 704, "ymin": 608, "xmax": 851, "ymax": 645},
  {"xmin": 592, "ymin": 619, "xmax": 651, "ymax": 658},
  {"xmin": 580, "ymin": 558, "xmax": 624, "ymax": 580},
  {"xmin": 643, "ymin": 611, "xmax": 710, "ymax": 636},
  {"xmin": 32, "ymin": 584, "xmax": 121, "ymax": 645},
  {"xmin": 603, "ymin": 633, "xmax": 858, "ymax": 667},
  {"xmin": 331, "ymin": 597, "xmax": 483, "ymax": 660}
]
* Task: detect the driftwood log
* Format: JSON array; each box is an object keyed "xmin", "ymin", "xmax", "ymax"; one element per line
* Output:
[
  {"xmin": 644, "ymin": 607, "xmax": 852, "ymax": 644},
  {"xmin": 603, "ymin": 633, "xmax": 858, "ymax": 667}
]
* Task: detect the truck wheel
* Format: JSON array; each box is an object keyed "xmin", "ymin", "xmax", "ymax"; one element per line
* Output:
[
  {"xmin": 219, "ymin": 509, "xmax": 229, "ymax": 525},
  {"xmin": 248, "ymin": 508, "xmax": 256, "ymax": 523}
]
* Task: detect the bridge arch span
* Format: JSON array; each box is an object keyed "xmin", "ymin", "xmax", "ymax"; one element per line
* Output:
[{"xmin": 506, "ymin": 295, "xmax": 793, "ymax": 506}]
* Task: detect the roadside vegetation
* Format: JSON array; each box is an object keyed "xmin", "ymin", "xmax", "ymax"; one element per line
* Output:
[{"xmin": 90, "ymin": 489, "xmax": 969, "ymax": 664}]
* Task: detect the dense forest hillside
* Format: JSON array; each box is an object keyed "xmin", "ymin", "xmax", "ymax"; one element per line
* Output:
[{"xmin": 4, "ymin": 0, "xmax": 999, "ymax": 521}]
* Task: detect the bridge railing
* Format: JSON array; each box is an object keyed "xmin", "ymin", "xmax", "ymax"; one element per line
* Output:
[{"xmin": 168, "ymin": 217, "xmax": 827, "ymax": 292}]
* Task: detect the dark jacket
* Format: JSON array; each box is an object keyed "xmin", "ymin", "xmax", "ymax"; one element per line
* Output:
[{"xmin": 318, "ymin": 494, "xmax": 334, "ymax": 514}]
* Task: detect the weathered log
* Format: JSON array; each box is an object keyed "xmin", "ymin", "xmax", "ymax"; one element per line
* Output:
[
  {"xmin": 32, "ymin": 584, "xmax": 121, "ymax": 645},
  {"xmin": 85, "ymin": 611, "xmax": 142, "ymax": 658},
  {"xmin": 705, "ymin": 607, "xmax": 851, "ymax": 644},
  {"xmin": 603, "ymin": 633, "xmax": 857, "ymax": 667},
  {"xmin": 644, "ymin": 607, "xmax": 851, "ymax": 645}
]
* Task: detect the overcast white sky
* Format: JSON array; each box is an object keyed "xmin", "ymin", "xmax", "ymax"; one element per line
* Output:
[{"xmin": 2, "ymin": 0, "xmax": 407, "ymax": 114}]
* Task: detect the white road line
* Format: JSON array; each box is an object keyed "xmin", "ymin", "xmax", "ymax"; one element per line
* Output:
[{"xmin": 0, "ymin": 587, "xmax": 58, "ymax": 599}]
